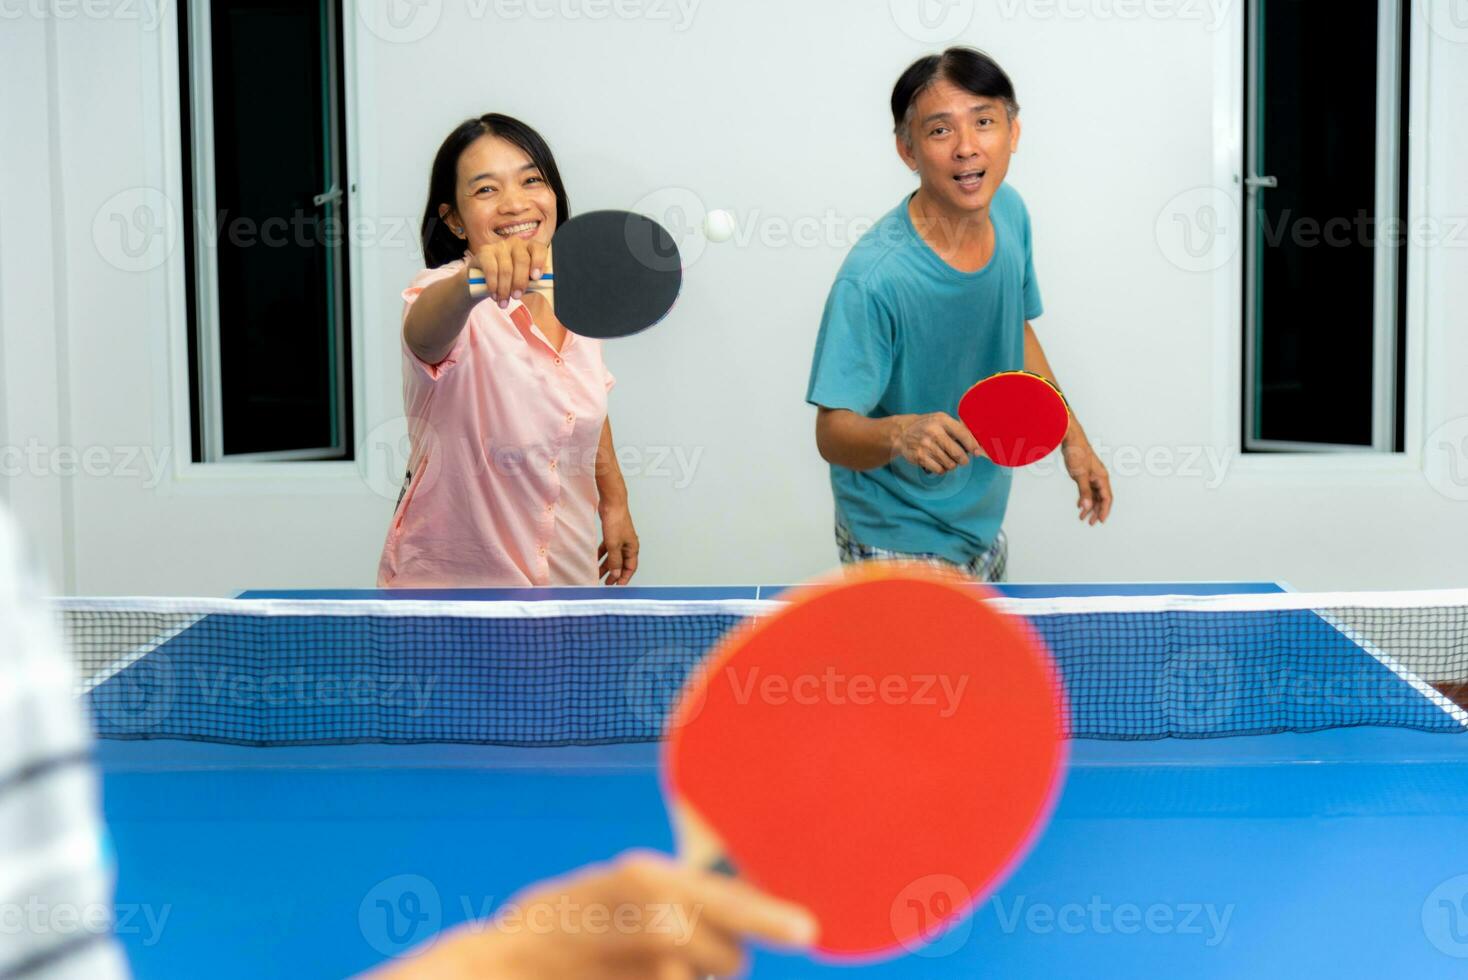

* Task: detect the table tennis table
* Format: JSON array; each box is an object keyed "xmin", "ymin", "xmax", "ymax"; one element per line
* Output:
[{"xmin": 91, "ymin": 582, "xmax": 1468, "ymax": 978}]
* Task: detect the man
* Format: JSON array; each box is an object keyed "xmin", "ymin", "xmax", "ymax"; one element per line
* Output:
[{"xmin": 808, "ymin": 47, "xmax": 1112, "ymax": 580}]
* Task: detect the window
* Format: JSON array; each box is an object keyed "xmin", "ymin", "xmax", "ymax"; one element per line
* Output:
[
  {"xmin": 1243, "ymin": 0, "xmax": 1407, "ymax": 452},
  {"xmin": 179, "ymin": 0, "xmax": 353, "ymax": 462}
]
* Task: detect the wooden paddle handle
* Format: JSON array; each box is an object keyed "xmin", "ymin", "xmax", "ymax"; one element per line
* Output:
[
  {"xmin": 672, "ymin": 799, "xmax": 730, "ymax": 872},
  {"xmin": 673, "ymin": 802, "xmax": 736, "ymax": 980}
]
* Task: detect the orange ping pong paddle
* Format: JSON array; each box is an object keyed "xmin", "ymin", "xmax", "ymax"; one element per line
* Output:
[{"xmin": 662, "ymin": 565, "xmax": 1068, "ymax": 961}]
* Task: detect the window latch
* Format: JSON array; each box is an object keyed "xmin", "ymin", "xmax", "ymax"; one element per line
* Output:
[{"xmin": 312, "ymin": 184, "xmax": 344, "ymax": 207}]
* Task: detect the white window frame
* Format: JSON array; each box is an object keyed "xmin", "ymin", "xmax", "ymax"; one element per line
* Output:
[
  {"xmin": 1214, "ymin": 0, "xmax": 1431, "ymax": 479},
  {"xmin": 182, "ymin": 0, "xmax": 355, "ymax": 465},
  {"xmin": 145, "ymin": 0, "xmax": 375, "ymax": 494}
]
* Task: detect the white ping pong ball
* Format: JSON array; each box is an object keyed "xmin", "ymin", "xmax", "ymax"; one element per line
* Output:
[{"xmin": 702, "ymin": 209, "xmax": 735, "ymax": 243}]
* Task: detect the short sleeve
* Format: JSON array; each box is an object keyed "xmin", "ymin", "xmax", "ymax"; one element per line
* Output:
[
  {"xmin": 402, "ymin": 262, "xmax": 471, "ymax": 381},
  {"xmin": 805, "ymin": 278, "xmax": 896, "ymax": 417},
  {"xmin": 1018, "ymin": 197, "xmax": 1044, "ymax": 321}
]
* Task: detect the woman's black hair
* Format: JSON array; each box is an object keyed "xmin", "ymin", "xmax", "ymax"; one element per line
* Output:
[
  {"xmin": 419, "ymin": 114, "xmax": 570, "ymax": 268},
  {"xmin": 890, "ymin": 47, "xmax": 1020, "ymax": 146}
]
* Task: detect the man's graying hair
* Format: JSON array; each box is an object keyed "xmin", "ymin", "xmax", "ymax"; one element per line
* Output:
[{"xmin": 891, "ymin": 47, "xmax": 1020, "ymax": 147}]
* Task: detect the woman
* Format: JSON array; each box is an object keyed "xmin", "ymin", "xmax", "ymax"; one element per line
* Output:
[{"xmin": 378, "ymin": 115, "xmax": 639, "ymax": 587}]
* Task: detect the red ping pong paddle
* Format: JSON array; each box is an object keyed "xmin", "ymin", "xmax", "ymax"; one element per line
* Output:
[
  {"xmin": 662, "ymin": 565, "xmax": 1068, "ymax": 961},
  {"xmin": 957, "ymin": 371, "xmax": 1070, "ymax": 467},
  {"xmin": 469, "ymin": 209, "xmax": 682, "ymax": 339}
]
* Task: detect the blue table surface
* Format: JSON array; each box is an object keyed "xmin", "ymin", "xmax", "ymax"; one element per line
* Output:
[{"xmin": 99, "ymin": 580, "xmax": 1468, "ymax": 978}]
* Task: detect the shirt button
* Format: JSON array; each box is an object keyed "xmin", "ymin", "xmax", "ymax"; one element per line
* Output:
[
  {"xmin": 565, "ymin": 413, "xmax": 575, "ymax": 424},
  {"xmin": 554, "ymin": 357, "xmax": 563, "ymax": 366},
  {"xmin": 545, "ymin": 502, "xmax": 555, "ymax": 513},
  {"xmin": 549, "ymin": 460, "xmax": 558, "ymax": 471},
  {"xmin": 538, "ymin": 545, "xmax": 547, "ymax": 557}
]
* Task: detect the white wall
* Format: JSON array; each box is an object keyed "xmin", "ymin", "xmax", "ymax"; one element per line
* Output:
[
  {"xmin": 2, "ymin": 0, "xmax": 1465, "ymax": 596},
  {"xmin": 1, "ymin": 14, "xmax": 72, "ymax": 589}
]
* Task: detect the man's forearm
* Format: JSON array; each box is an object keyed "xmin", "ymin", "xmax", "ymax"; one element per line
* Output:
[
  {"xmin": 815, "ymin": 408, "xmax": 908, "ymax": 471},
  {"xmin": 1023, "ymin": 323, "xmax": 1087, "ymax": 445},
  {"xmin": 1022, "ymin": 321, "xmax": 1060, "ymax": 387}
]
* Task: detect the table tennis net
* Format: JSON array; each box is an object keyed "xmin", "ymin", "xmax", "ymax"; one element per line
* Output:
[{"xmin": 57, "ymin": 590, "xmax": 1468, "ymax": 746}]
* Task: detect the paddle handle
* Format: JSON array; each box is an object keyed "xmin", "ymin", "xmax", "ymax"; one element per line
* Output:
[
  {"xmin": 670, "ymin": 802, "xmax": 737, "ymax": 980},
  {"xmin": 466, "ymin": 245, "xmax": 555, "ymax": 299},
  {"xmin": 466, "ymin": 272, "xmax": 554, "ymax": 298},
  {"xmin": 672, "ymin": 799, "xmax": 730, "ymax": 870}
]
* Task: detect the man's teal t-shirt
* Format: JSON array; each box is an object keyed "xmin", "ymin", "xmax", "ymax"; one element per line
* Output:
[{"xmin": 806, "ymin": 185, "xmax": 1044, "ymax": 564}]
